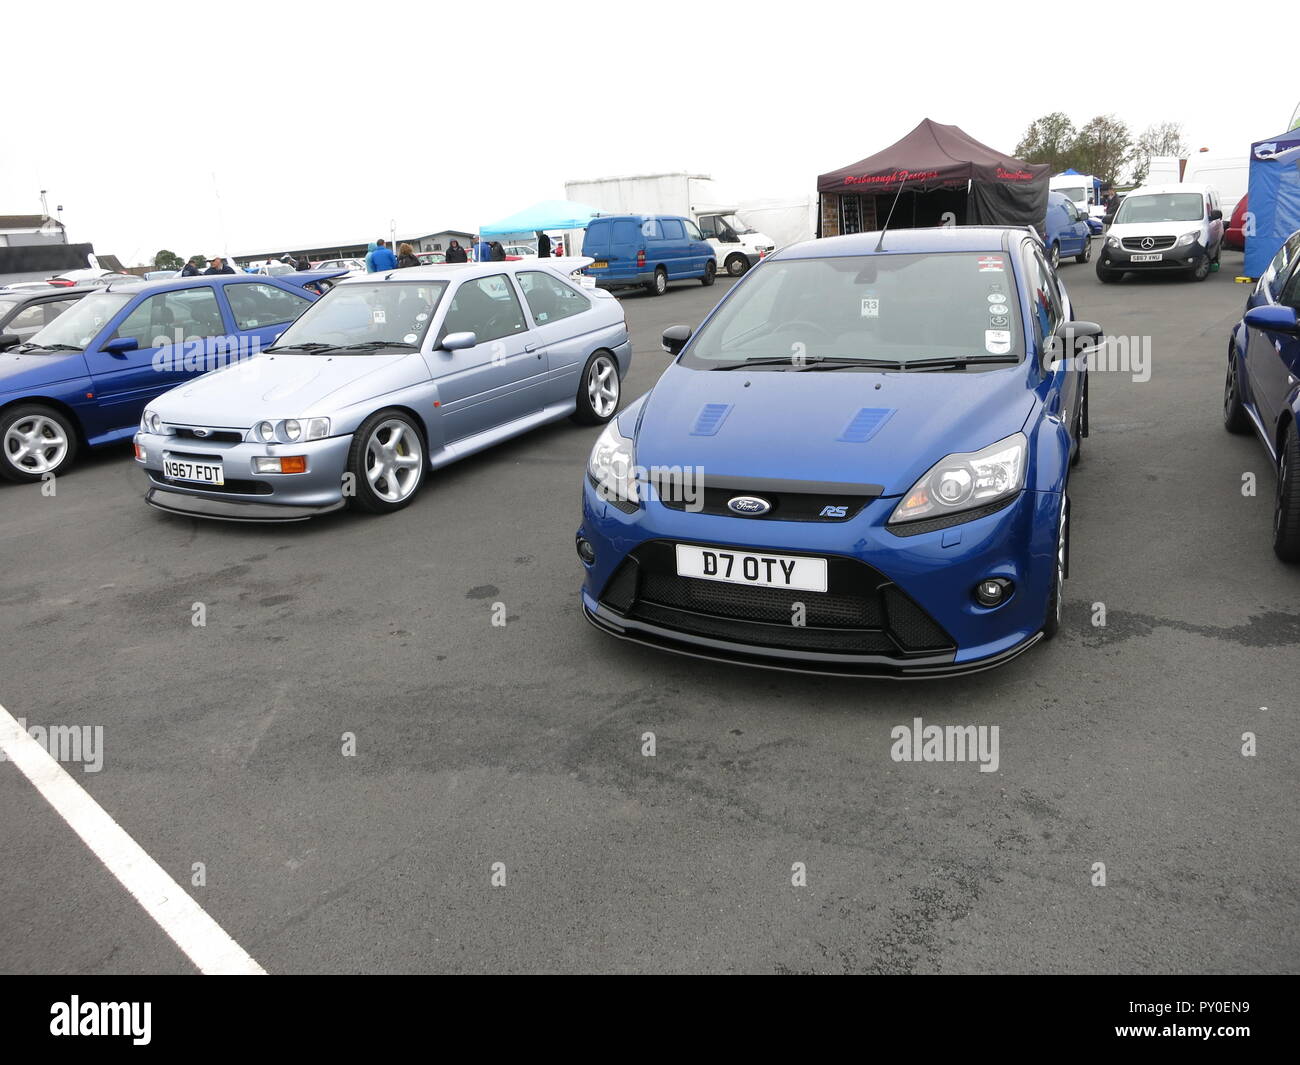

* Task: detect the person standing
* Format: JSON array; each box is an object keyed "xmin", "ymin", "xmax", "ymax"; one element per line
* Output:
[
  {"xmin": 473, "ymin": 235, "xmax": 492, "ymax": 263},
  {"xmin": 366, "ymin": 239, "xmax": 398, "ymax": 273},
  {"xmin": 536, "ymin": 230, "xmax": 551, "ymax": 258},
  {"xmin": 395, "ymin": 242, "xmax": 420, "ymax": 269},
  {"xmin": 204, "ymin": 256, "xmax": 235, "ymax": 275},
  {"xmin": 445, "ymin": 240, "xmax": 468, "ymax": 263},
  {"xmin": 180, "ymin": 257, "xmax": 202, "ymax": 277}
]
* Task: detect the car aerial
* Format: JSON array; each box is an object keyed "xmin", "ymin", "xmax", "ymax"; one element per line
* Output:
[
  {"xmin": 1096, "ymin": 182, "xmax": 1225, "ymax": 282},
  {"xmin": 582, "ymin": 214, "xmax": 717, "ymax": 296},
  {"xmin": 0, "ymin": 285, "xmax": 96, "ymax": 345},
  {"xmin": 0, "ymin": 272, "xmax": 334, "ymax": 483},
  {"xmin": 1225, "ymin": 226, "xmax": 1300, "ymax": 560},
  {"xmin": 577, "ymin": 227, "xmax": 1099, "ymax": 678},
  {"xmin": 1042, "ymin": 191, "xmax": 1093, "ymax": 268},
  {"xmin": 133, "ymin": 258, "xmax": 632, "ymax": 522},
  {"xmin": 1225, "ymin": 195, "xmax": 1249, "ymax": 251}
]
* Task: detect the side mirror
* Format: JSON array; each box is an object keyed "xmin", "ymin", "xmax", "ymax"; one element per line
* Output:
[
  {"xmin": 0, "ymin": 333, "xmax": 20, "ymax": 352},
  {"xmin": 1048, "ymin": 320, "xmax": 1104, "ymax": 367},
  {"xmin": 662, "ymin": 324, "xmax": 692, "ymax": 355},
  {"xmin": 440, "ymin": 331, "xmax": 477, "ymax": 351},
  {"xmin": 1210, "ymin": 209, "xmax": 1223, "ymax": 222},
  {"xmin": 1244, "ymin": 305, "xmax": 1299, "ymax": 335},
  {"xmin": 102, "ymin": 336, "xmax": 140, "ymax": 356}
]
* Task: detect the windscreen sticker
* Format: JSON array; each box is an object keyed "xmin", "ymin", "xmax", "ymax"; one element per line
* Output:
[
  {"xmin": 860, "ymin": 297, "xmax": 880, "ymax": 318},
  {"xmin": 403, "ymin": 333, "xmax": 418, "ymax": 344},
  {"xmin": 989, "ymin": 314, "xmax": 1009, "ymax": 327},
  {"xmin": 416, "ymin": 312, "xmax": 428, "ymax": 321},
  {"xmin": 986, "ymin": 294, "xmax": 1005, "ymax": 302},
  {"xmin": 989, "ymin": 303, "xmax": 1009, "ymax": 315},
  {"xmin": 985, "ymin": 329, "xmax": 1011, "ymax": 354},
  {"xmin": 978, "ymin": 256, "xmax": 1005, "ymax": 272},
  {"xmin": 372, "ymin": 308, "xmax": 387, "ymax": 324}
]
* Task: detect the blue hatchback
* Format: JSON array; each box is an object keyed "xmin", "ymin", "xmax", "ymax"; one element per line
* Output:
[
  {"xmin": 577, "ymin": 228, "xmax": 1099, "ymax": 677},
  {"xmin": 1225, "ymin": 227, "xmax": 1300, "ymax": 560},
  {"xmin": 0, "ymin": 272, "xmax": 338, "ymax": 482},
  {"xmin": 1043, "ymin": 191, "xmax": 1093, "ymax": 269},
  {"xmin": 582, "ymin": 214, "xmax": 717, "ymax": 296}
]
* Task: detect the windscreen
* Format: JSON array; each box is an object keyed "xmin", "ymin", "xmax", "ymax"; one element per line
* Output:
[
  {"xmin": 1115, "ymin": 193, "xmax": 1204, "ymax": 224},
  {"xmin": 271, "ymin": 281, "xmax": 448, "ymax": 351}
]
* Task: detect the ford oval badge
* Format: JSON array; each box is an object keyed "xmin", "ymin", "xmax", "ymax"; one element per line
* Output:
[{"xmin": 727, "ymin": 495, "xmax": 772, "ymax": 516}]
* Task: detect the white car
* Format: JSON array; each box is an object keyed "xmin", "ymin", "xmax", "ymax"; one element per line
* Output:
[
  {"xmin": 314, "ymin": 258, "xmax": 367, "ymax": 273},
  {"xmin": 1096, "ymin": 182, "xmax": 1226, "ymax": 283}
]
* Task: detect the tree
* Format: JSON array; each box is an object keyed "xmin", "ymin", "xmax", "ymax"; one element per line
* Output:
[
  {"xmin": 1071, "ymin": 115, "xmax": 1134, "ymax": 185},
  {"xmin": 1015, "ymin": 112, "xmax": 1078, "ymax": 173},
  {"xmin": 190, "ymin": 254, "xmax": 207, "ymax": 269},
  {"xmin": 1130, "ymin": 122, "xmax": 1188, "ymax": 185},
  {"xmin": 153, "ymin": 249, "xmax": 183, "ymax": 270}
]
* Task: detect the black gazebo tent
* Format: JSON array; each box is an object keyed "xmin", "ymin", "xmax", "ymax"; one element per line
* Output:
[{"xmin": 816, "ymin": 119, "xmax": 1049, "ymax": 236}]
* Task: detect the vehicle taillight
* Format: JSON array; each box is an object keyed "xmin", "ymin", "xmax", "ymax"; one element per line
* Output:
[{"xmin": 636, "ymin": 249, "xmax": 646, "ymax": 268}]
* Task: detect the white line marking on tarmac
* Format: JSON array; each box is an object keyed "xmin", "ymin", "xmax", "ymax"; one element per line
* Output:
[{"xmin": 0, "ymin": 702, "xmax": 266, "ymax": 975}]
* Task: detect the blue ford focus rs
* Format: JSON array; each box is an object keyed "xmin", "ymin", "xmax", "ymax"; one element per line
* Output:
[{"xmin": 576, "ymin": 228, "xmax": 1100, "ymax": 678}]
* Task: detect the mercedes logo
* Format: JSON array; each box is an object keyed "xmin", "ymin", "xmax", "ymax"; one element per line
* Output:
[{"xmin": 1140, "ymin": 237, "xmax": 1155, "ymax": 250}]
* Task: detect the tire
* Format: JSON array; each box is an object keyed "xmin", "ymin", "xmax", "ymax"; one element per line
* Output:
[
  {"xmin": 1190, "ymin": 255, "xmax": 1211, "ymax": 282},
  {"xmin": 724, "ymin": 254, "xmax": 748, "ymax": 277},
  {"xmin": 700, "ymin": 260, "xmax": 716, "ymax": 287},
  {"xmin": 344, "ymin": 409, "xmax": 425, "ymax": 515},
  {"xmin": 1049, "ymin": 242, "xmax": 1061, "ymax": 269},
  {"xmin": 571, "ymin": 351, "xmax": 621, "ymax": 425},
  {"xmin": 1096, "ymin": 262, "xmax": 1119, "ymax": 283},
  {"xmin": 0, "ymin": 403, "xmax": 79, "ymax": 483},
  {"xmin": 1223, "ymin": 343, "xmax": 1251, "ymax": 434},
  {"xmin": 1273, "ymin": 421, "xmax": 1300, "ymax": 563},
  {"xmin": 1075, "ymin": 236, "xmax": 1092, "ymax": 264},
  {"xmin": 645, "ymin": 267, "xmax": 667, "ymax": 296},
  {"xmin": 1041, "ymin": 496, "xmax": 1069, "ymax": 640}
]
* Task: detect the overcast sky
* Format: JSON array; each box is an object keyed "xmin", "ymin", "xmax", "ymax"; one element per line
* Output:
[{"xmin": 4, "ymin": 1, "xmax": 1287, "ymax": 265}]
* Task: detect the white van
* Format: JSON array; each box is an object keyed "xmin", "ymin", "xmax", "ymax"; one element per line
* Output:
[{"xmin": 1096, "ymin": 182, "xmax": 1225, "ymax": 283}]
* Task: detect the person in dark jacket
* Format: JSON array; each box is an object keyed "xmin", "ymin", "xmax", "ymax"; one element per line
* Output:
[
  {"xmin": 490, "ymin": 241, "xmax": 506, "ymax": 261},
  {"xmin": 180, "ymin": 257, "xmax": 202, "ymax": 277},
  {"xmin": 536, "ymin": 231, "xmax": 551, "ymax": 257},
  {"xmin": 204, "ymin": 257, "xmax": 235, "ymax": 275},
  {"xmin": 395, "ymin": 242, "xmax": 421, "ymax": 269},
  {"xmin": 445, "ymin": 240, "xmax": 468, "ymax": 263}
]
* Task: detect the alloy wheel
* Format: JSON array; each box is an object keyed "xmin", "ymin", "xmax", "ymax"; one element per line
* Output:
[
  {"xmin": 587, "ymin": 355, "xmax": 619, "ymax": 419},
  {"xmin": 3, "ymin": 413, "xmax": 69, "ymax": 475},
  {"xmin": 364, "ymin": 419, "xmax": 423, "ymax": 503}
]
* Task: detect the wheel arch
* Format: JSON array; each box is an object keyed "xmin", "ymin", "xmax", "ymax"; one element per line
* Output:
[{"xmin": 0, "ymin": 395, "xmax": 88, "ymax": 446}]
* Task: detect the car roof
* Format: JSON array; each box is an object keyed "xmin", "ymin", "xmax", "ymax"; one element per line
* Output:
[
  {"xmin": 1126, "ymin": 183, "xmax": 1214, "ymax": 196},
  {"xmin": 0, "ymin": 283, "xmax": 103, "ymax": 301},
  {"xmin": 95, "ymin": 273, "xmax": 327, "ymax": 296},
  {"xmin": 334, "ymin": 258, "xmax": 590, "ymax": 284},
  {"xmin": 771, "ymin": 227, "xmax": 1021, "ymax": 260}
]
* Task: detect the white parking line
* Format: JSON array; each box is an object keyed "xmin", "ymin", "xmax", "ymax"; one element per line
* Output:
[{"xmin": 0, "ymin": 702, "xmax": 266, "ymax": 975}]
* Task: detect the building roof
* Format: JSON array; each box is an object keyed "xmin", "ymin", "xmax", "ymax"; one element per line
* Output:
[
  {"xmin": 0, "ymin": 214, "xmax": 64, "ymax": 231},
  {"xmin": 236, "ymin": 228, "xmax": 475, "ymax": 261}
]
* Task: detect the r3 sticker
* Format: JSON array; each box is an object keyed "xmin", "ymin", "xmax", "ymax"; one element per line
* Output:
[
  {"xmin": 985, "ymin": 329, "xmax": 1011, "ymax": 355},
  {"xmin": 372, "ymin": 308, "xmax": 387, "ymax": 324},
  {"xmin": 861, "ymin": 297, "xmax": 880, "ymax": 318}
]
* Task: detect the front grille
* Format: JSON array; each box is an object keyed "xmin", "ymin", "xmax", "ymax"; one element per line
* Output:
[
  {"xmin": 170, "ymin": 427, "xmax": 244, "ymax": 444},
  {"xmin": 149, "ymin": 472, "xmax": 272, "ymax": 495},
  {"xmin": 653, "ymin": 473, "xmax": 881, "ymax": 522},
  {"xmin": 1121, "ymin": 236, "xmax": 1176, "ymax": 251},
  {"xmin": 598, "ymin": 540, "xmax": 954, "ymax": 657}
]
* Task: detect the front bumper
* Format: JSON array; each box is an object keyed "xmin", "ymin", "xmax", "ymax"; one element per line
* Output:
[
  {"xmin": 134, "ymin": 429, "xmax": 353, "ymax": 522},
  {"xmin": 1098, "ymin": 239, "xmax": 1206, "ymax": 272},
  {"xmin": 577, "ymin": 481, "xmax": 1062, "ymax": 679}
]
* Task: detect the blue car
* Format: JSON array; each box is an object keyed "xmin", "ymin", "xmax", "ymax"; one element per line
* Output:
[
  {"xmin": 0, "ymin": 272, "xmax": 340, "ymax": 482},
  {"xmin": 577, "ymin": 228, "xmax": 1100, "ymax": 678},
  {"xmin": 1042, "ymin": 191, "xmax": 1093, "ymax": 269},
  {"xmin": 1225, "ymin": 227, "xmax": 1300, "ymax": 560},
  {"xmin": 582, "ymin": 214, "xmax": 717, "ymax": 296}
]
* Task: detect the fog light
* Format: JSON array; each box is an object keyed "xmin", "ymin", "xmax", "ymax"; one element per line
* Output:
[
  {"xmin": 576, "ymin": 537, "xmax": 596, "ymax": 564},
  {"xmin": 975, "ymin": 578, "xmax": 1013, "ymax": 607},
  {"xmin": 253, "ymin": 456, "xmax": 307, "ymax": 474}
]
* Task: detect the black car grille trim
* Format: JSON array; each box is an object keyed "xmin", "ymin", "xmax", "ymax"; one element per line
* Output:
[
  {"xmin": 652, "ymin": 472, "xmax": 883, "ymax": 523},
  {"xmin": 148, "ymin": 472, "xmax": 273, "ymax": 496},
  {"xmin": 886, "ymin": 496, "xmax": 1016, "ymax": 537},
  {"xmin": 1121, "ymin": 236, "xmax": 1176, "ymax": 251},
  {"xmin": 597, "ymin": 540, "xmax": 954, "ymax": 657},
  {"xmin": 170, "ymin": 427, "xmax": 245, "ymax": 444}
]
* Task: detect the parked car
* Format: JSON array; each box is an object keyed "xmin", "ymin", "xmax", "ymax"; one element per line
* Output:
[
  {"xmin": 0, "ymin": 273, "xmax": 334, "ymax": 482},
  {"xmin": 1042, "ymin": 191, "xmax": 1093, "ymax": 268},
  {"xmin": 582, "ymin": 214, "xmax": 717, "ymax": 296},
  {"xmin": 416, "ymin": 251, "xmax": 447, "ymax": 266},
  {"xmin": 133, "ymin": 259, "xmax": 632, "ymax": 521},
  {"xmin": 578, "ymin": 227, "xmax": 1098, "ymax": 677},
  {"xmin": 1225, "ymin": 227, "xmax": 1300, "ymax": 560},
  {"xmin": 143, "ymin": 270, "xmax": 180, "ymax": 281},
  {"xmin": 0, "ymin": 285, "xmax": 96, "ymax": 344},
  {"xmin": 1097, "ymin": 182, "xmax": 1225, "ymax": 282},
  {"xmin": 314, "ymin": 257, "xmax": 367, "ymax": 273},
  {"xmin": 1225, "ymin": 195, "xmax": 1249, "ymax": 251}
]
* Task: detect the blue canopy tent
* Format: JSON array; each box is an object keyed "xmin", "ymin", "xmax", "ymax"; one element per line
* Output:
[
  {"xmin": 1244, "ymin": 131, "xmax": 1300, "ymax": 278},
  {"xmin": 479, "ymin": 199, "xmax": 601, "ymax": 237}
]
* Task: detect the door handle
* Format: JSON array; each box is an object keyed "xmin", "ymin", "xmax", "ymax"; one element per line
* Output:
[{"xmin": 524, "ymin": 343, "xmax": 539, "ymax": 356}]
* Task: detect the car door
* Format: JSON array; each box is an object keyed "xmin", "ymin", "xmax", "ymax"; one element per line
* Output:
[
  {"xmin": 657, "ymin": 218, "xmax": 689, "ymax": 278},
  {"xmin": 84, "ymin": 285, "xmax": 232, "ymax": 433},
  {"xmin": 1250, "ymin": 259, "xmax": 1300, "ymax": 435},
  {"xmin": 222, "ymin": 279, "xmax": 313, "ymax": 355},
  {"xmin": 428, "ymin": 273, "xmax": 544, "ymax": 442},
  {"xmin": 1025, "ymin": 243, "xmax": 1079, "ymax": 435},
  {"xmin": 683, "ymin": 217, "xmax": 715, "ymax": 274},
  {"xmin": 515, "ymin": 269, "xmax": 599, "ymax": 404}
]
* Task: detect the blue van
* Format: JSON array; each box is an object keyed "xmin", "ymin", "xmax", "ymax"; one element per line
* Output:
[
  {"xmin": 1042, "ymin": 190, "xmax": 1092, "ymax": 269},
  {"xmin": 582, "ymin": 214, "xmax": 717, "ymax": 295}
]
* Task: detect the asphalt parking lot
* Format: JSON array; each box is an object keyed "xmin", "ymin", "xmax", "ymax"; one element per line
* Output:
[{"xmin": 2, "ymin": 247, "xmax": 1297, "ymax": 975}]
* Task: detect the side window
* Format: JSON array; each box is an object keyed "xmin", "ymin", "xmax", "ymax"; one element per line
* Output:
[
  {"xmin": 697, "ymin": 216, "xmax": 717, "ymax": 238},
  {"xmin": 440, "ymin": 274, "xmax": 528, "ymax": 344},
  {"xmin": 226, "ymin": 282, "xmax": 311, "ymax": 330},
  {"xmin": 640, "ymin": 218, "xmax": 663, "ymax": 241},
  {"xmin": 518, "ymin": 271, "xmax": 590, "ymax": 325},
  {"xmin": 1026, "ymin": 246, "xmax": 1062, "ymax": 342},
  {"xmin": 612, "ymin": 220, "xmax": 641, "ymax": 246},
  {"xmin": 683, "ymin": 219, "xmax": 704, "ymax": 241},
  {"xmin": 660, "ymin": 219, "xmax": 685, "ymax": 240},
  {"xmin": 5, "ymin": 304, "xmax": 47, "ymax": 339},
  {"xmin": 1279, "ymin": 264, "xmax": 1300, "ymax": 312},
  {"xmin": 114, "ymin": 287, "xmax": 226, "ymax": 348}
]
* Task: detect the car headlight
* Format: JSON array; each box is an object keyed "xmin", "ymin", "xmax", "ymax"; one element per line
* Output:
[
  {"xmin": 140, "ymin": 410, "xmax": 163, "ymax": 434},
  {"xmin": 250, "ymin": 418, "xmax": 329, "ymax": 443},
  {"xmin": 1106, "ymin": 235, "xmax": 1121, "ymax": 248},
  {"xmin": 1176, "ymin": 231, "xmax": 1200, "ymax": 247},
  {"xmin": 889, "ymin": 433, "xmax": 1027, "ymax": 526},
  {"xmin": 587, "ymin": 418, "xmax": 638, "ymax": 505}
]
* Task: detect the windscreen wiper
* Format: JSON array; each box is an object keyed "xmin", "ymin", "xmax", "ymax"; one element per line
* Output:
[
  {"xmin": 898, "ymin": 355, "xmax": 1021, "ymax": 371},
  {"xmin": 24, "ymin": 342, "xmax": 83, "ymax": 352},
  {"xmin": 792, "ymin": 357, "xmax": 906, "ymax": 371},
  {"xmin": 265, "ymin": 342, "xmax": 336, "ymax": 353},
  {"xmin": 335, "ymin": 341, "xmax": 418, "ymax": 350}
]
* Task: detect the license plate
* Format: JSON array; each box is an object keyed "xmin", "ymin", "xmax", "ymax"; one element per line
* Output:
[
  {"xmin": 1131, "ymin": 253, "xmax": 1162, "ymax": 262},
  {"xmin": 589, "ymin": 261, "xmax": 608, "ymax": 269},
  {"xmin": 163, "ymin": 457, "xmax": 224, "ymax": 485},
  {"xmin": 674, "ymin": 544, "xmax": 827, "ymax": 593}
]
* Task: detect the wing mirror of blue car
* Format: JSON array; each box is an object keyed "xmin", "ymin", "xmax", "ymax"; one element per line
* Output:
[
  {"xmin": 0, "ymin": 333, "xmax": 19, "ymax": 352},
  {"xmin": 440, "ymin": 331, "xmax": 477, "ymax": 351},
  {"xmin": 1244, "ymin": 305, "xmax": 1299, "ymax": 335},
  {"xmin": 662, "ymin": 324, "xmax": 692, "ymax": 355},
  {"xmin": 1047, "ymin": 320, "xmax": 1104, "ymax": 368},
  {"xmin": 102, "ymin": 336, "xmax": 140, "ymax": 356}
]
